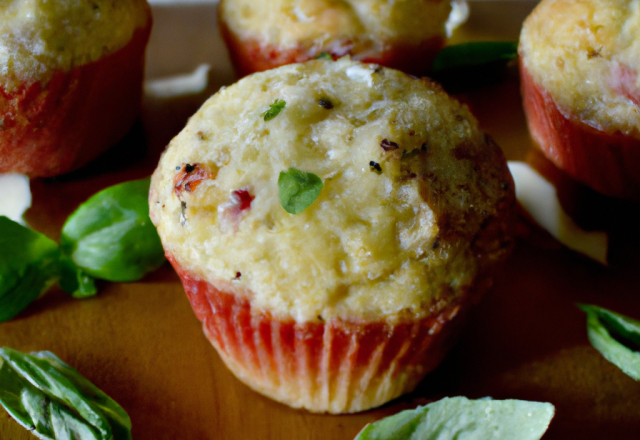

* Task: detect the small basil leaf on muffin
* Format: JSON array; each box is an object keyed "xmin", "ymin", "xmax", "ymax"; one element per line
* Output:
[
  {"xmin": 0, "ymin": 216, "xmax": 60, "ymax": 323},
  {"xmin": 278, "ymin": 168, "xmax": 323, "ymax": 214},
  {"xmin": 0, "ymin": 347, "xmax": 131, "ymax": 440},
  {"xmin": 354, "ymin": 396, "xmax": 554, "ymax": 440},
  {"xmin": 315, "ymin": 52, "xmax": 333, "ymax": 60},
  {"xmin": 59, "ymin": 254, "xmax": 97, "ymax": 299},
  {"xmin": 61, "ymin": 178, "xmax": 165, "ymax": 282},
  {"xmin": 262, "ymin": 99, "xmax": 286, "ymax": 121},
  {"xmin": 578, "ymin": 304, "xmax": 640, "ymax": 381},
  {"xmin": 431, "ymin": 41, "xmax": 518, "ymax": 73}
]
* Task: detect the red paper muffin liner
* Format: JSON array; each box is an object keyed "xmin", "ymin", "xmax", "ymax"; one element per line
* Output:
[
  {"xmin": 520, "ymin": 61, "xmax": 640, "ymax": 200},
  {"xmin": 219, "ymin": 20, "xmax": 443, "ymax": 78},
  {"xmin": 0, "ymin": 16, "xmax": 151, "ymax": 177},
  {"xmin": 169, "ymin": 255, "xmax": 468, "ymax": 413}
]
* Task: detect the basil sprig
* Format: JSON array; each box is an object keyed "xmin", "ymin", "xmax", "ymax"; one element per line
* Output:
[
  {"xmin": 0, "ymin": 347, "xmax": 131, "ymax": 440},
  {"xmin": 262, "ymin": 99, "xmax": 286, "ymax": 121},
  {"xmin": 278, "ymin": 168, "xmax": 323, "ymax": 214},
  {"xmin": 59, "ymin": 254, "xmax": 98, "ymax": 299},
  {"xmin": 431, "ymin": 41, "xmax": 518, "ymax": 74},
  {"xmin": 0, "ymin": 178, "xmax": 164, "ymax": 322},
  {"xmin": 61, "ymin": 178, "xmax": 164, "ymax": 282},
  {"xmin": 355, "ymin": 396, "xmax": 555, "ymax": 440},
  {"xmin": 429, "ymin": 41, "xmax": 518, "ymax": 93},
  {"xmin": 579, "ymin": 304, "xmax": 640, "ymax": 381},
  {"xmin": 0, "ymin": 216, "xmax": 60, "ymax": 322}
]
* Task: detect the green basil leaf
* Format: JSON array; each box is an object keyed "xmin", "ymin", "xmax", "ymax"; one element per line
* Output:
[
  {"xmin": 60, "ymin": 178, "xmax": 165, "ymax": 282},
  {"xmin": 579, "ymin": 303, "xmax": 640, "ymax": 381},
  {"xmin": 431, "ymin": 41, "xmax": 518, "ymax": 74},
  {"xmin": 59, "ymin": 254, "xmax": 97, "ymax": 299},
  {"xmin": 0, "ymin": 347, "xmax": 131, "ymax": 440},
  {"xmin": 278, "ymin": 168, "xmax": 323, "ymax": 214},
  {"xmin": 355, "ymin": 397, "xmax": 554, "ymax": 440},
  {"xmin": 315, "ymin": 52, "xmax": 333, "ymax": 60},
  {"xmin": 0, "ymin": 216, "xmax": 60, "ymax": 323},
  {"xmin": 262, "ymin": 99, "xmax": 286, "ymax": 121}
]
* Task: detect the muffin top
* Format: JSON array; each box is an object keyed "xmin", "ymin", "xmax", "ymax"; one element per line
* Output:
[
  {"xmin": 0, "ymin": 0, "xmax": 150, "ymax": 90},
  {"xmin": 219, "ymin": 0, "xmax": 452, "ymax": 57},
  {"xmin": 520, "ymin": 0, "xmax": 640, "ymax": 138},
  {"xmin": 150, "ymin": 58, "xmax": 515, "ymax": 323}
]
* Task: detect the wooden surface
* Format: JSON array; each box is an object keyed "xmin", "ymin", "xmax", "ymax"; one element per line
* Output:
[{"xmin": 2, "ymin": 2, "xmax": 640, "ymax": 439}]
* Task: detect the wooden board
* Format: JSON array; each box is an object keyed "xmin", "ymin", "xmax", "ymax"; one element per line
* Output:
[{"xmin": 2, "ymin": 2, "xmax": 640, "ymax": 439}]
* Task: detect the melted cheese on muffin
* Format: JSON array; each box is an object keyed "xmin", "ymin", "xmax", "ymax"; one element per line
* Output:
[
  {"xmin": 219, "ymin": 0, "xmax": 452, "ymax": 58},
  {"xmin": 0, "ymin": 0, "xmax": 150, "ymax": 90},
  {"xmin": 150, "ymin": 59, "xmax": 513, "ymax": 323},
  {"xmin": 520, "ymin": 0, "xmax": 640, "ymax": 138}
]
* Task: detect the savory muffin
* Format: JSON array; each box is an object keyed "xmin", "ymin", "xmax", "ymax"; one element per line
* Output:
[
  {"xmin": 149, "ymin": 58, "xmax": 516, "ymax": 413},
  {"xmin": 0, "ymin": 0, "xmax": 152, "ymax": 177},
  {"xmin": 219, "ymin": 0, "xmax": 453, "ymax": 77},
  {"xmin": 519, "ymin": 0, "xmax": 640, "ymax": 199}
]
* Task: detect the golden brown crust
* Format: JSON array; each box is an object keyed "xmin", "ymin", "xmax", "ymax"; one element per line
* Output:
[
  {"xmin": 519, "ymin": 0, "xmax": 640, "ymax": 138},
  {"xmin": 219, "ymin": 0, "xmax": 450, "ymax": 76}
]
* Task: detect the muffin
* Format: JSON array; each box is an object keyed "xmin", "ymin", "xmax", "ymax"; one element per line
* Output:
[
  {"xmin": 0, "ymin": 0, "xmax": 152, "ymax": 177},
  {"xmin": 149, "ymin": 58, "xmax": 516, "ymax": 413},
  {"xmin": 219, "ymin": 0, "xmax": 453, "ymax": 77},
  {"xmin": 519, "ymin": 0, "xmax": 640, "ymax": 199}
]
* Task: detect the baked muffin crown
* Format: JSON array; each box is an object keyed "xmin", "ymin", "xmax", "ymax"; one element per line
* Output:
[
  {"xmin": 0, "ymin": 0, "xmax": 150, "ymax": 89},
  {"xmin": 519, "ymin": 0, "xmax": 640, "ymax": 137},
  {"xmin": 219, "ymin": 0, "xmax": 452, "ymax": 58},
  {"xmin": 150, "ymin": 59, "xmax": 515, "ymax": 323}
]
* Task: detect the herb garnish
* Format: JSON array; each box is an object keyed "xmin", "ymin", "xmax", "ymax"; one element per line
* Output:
[
  {"xmin": 315, "ymin": 52, "xmax": 333, "ymax": 60},
  {"xmin": 0, "ymin": 178, "xmax": 165, "ymax": 322},
  {"xmin": 0, "ymin": 347, "xmax": 132, "ymax": 440},
  {"xmin": 354, "ymin": 396, "xmax": 554, "ymax": 440},
  {"xmin": 429, "ymin": 41, "xmax": 519, "ymax": 93},
  {"xmin": 579, "ymin": 304, "xmax": 640, "ymax": 381},
  {"xmin": 262, "ymin": 99, "xmax": 286, "ymax": 121},
  {"xmin": 278, "ymin": 168, "xmax": 323, "ymax": 214},
  {"xmin": 401, "ymin": 144, "xmax": 427, "ymax": 160},
  {"xmin": 61, "ymin": 178, "xmax": 165, "ymax": 282},
  {"xmin": 0, "ymin": 216, "xmax": 60, "ymax": 322},
  {"xmin": 431, "ymin": 41, "xmax": 518, "ymax": 74}
]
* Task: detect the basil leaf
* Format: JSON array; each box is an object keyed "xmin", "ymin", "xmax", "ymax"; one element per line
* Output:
[
  {"xmin": 278, "ymin": 168, "xmax": 323, "ymax": 214},
  {"xmin": 355, "ymin": 397, "xmax": 554, "ymax": 440},
  {"xmin": 59, "ymin": 254, "xmax": 97, "ymax": 299},
  {"xmin": 315, "ymin": 52, "xmax": 333, "ymax": 60},
  {"xmin": 262, "ymin": 99, "xmax": 286, "ymax": 121},
  {"xmin": 0, "ymin": 216, "xmax": 60, "ymax": 323},
  {"xmin": 579, "ymin": 304, "xmax": 640, "ymax": 381},
  {"xmin": 60, "ymin": 178, "xmax": 165, "ymax": 282},
  {"xmin": 431, "ymin": 41, "xmax": 518, "ymax": 74},
  {"xmin": 0, "ymin": 347, "xmax": 131, "ymax": 440}
]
